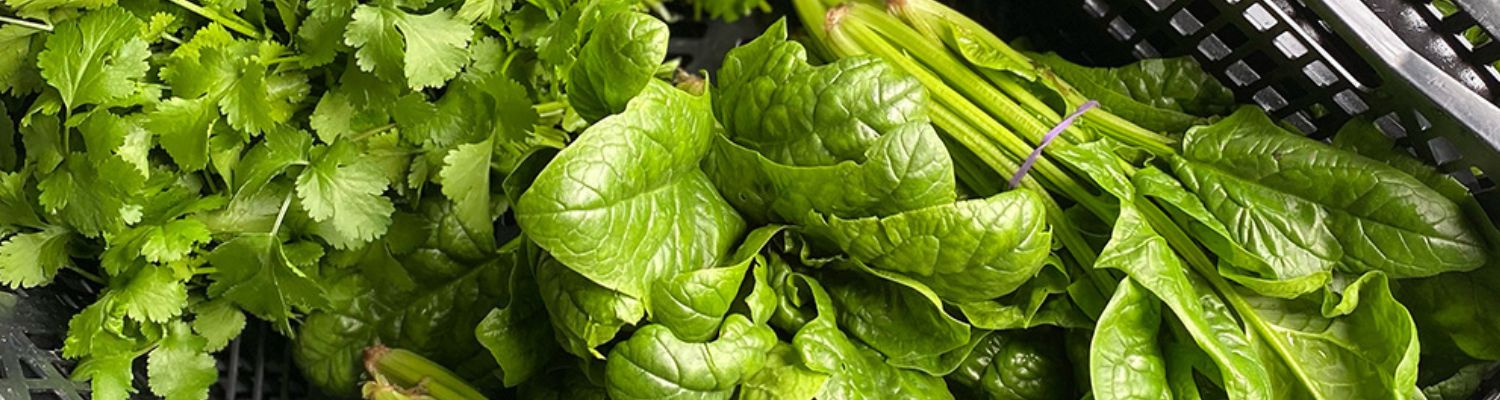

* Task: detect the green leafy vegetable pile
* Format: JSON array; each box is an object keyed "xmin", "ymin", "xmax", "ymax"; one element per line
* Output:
[{"xmin": 2, "ymin": 0, "xmax": 1499, "ymax": 398}]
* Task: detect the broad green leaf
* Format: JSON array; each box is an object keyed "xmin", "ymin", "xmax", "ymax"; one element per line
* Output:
[
  {"xmin": 950, "ymin": 330, "xmax": 1077, "ymax": 400},
  {"xmin": 646, "ymin": 226, "xmax": 781, "ymax": 342},
  {"xmin": 206, "ymin": 235, "xmax": 329, "ymax": 327},
  {"xmin": 1090, "ymin": 278, "xmax": 1171, "ymax": 400},
  {"xmin": 516, "ymin": 82, "xmax": 745, "ymax": 299},
  {"xmin": 1239, "ymin": 272, "xmax": 1421, "ymax": 399},
  {"xmin": 814, "ymin": 190, "xmax": 1051, "ymax": 301},
  {"xmin": 1329, "ymin": 118, "xmax": 1469, "ymax": 202},
  {"xmin": 1033, "ymin": 52, "xmax": 1233, "ymax": 132},
  {"xmin": 1133, "ymin": 166, "xmax": 1330, "ymax": 297},
  {"xmin": 790, "ymin": 276, "xmax": 954, "ymax": 400},
  {"xmin": 116, "ymin": 265, "xmax": 188, "ymax": 323},
  {"xmin": 1096, "ymin": 202, "xmax": 1272, "ymax": 399},
  {"xmin": 738, "ymin": 342, "xmax": 829, "ymax": 400},
  {"xmin": 0, "ymin": 226, "xmax": 73, "ymax": 288},
  {"xmin": 475, "ymin": 259, "xmax": 555, "ymax": 387},
  {"xmin": 1174, "ymin": 108, "xmax": 1487, "ymax": 277},
  {"xmin": 716, "ymin": 20, "xmax": 930, "ymax": 167},
  {"xmin": 296, "ymin": 142, "xmax": 396, "ymax": 248},
  {"xmin": 147, "ymin": 322, "xmax": 217, "ymax": 400},
  {"xmin": 535, "ymin": 257, "xmax": 644, "ymax": 359},
  {"xmin": 36, "ymin": 7, "xmax": 149, "ymax": 109},
  {"xmin": 1421, "ymin": 363, "xmax": 1495, "ymax": 400},
  {"xmin": 568, "ymin": 12, "xmax": 668, "ymax": 122},
  {"xmin": 345, "ymin": 5, "xmax": 472, "ymax": 89},
  {"xmin": 439, "ymin": 139, "xmax": 496, "ymax": 252},
  {"xmin": 605, "ymin": 314, "xmax": 776, "ymax": 400},
  {"xmin": 820, "ymin": 268, "xmax": 970, "ymax": 374}
]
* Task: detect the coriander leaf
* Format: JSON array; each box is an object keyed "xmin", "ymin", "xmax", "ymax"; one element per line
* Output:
[
  {"xmin": 139, "ymin": 219, "xmax": 212, "ymax": 264},
  {"xmin": 207, "ymin": 235, "xmax": 329, "ymax": 326},
  {"xmin": 147, "ymin": 321, "xmax": 217, "ymax": 400},
  {"xmin": 62, "ymin": 294, "xmax": 128, "ymax": 359},
  {"xmin": 37, "ymin": 156, "xmax": 146, "ymax": 237},
  {"xmin": 296, "ymin": 142, "xmax": 395, "ymax": 248},
  {"xmin": 235, "ymin": 127, "xmax": 310, "ymax": 196},
  {"xmin": 219, "ymin": 45, "xmax": 310, "ymax": 135},
  {"xmin": 345, "ymin": 5, "xmax": 473, "ymax": 89},
  {"xmin": 116, "ymin": 265, "xmax": 188, "ymax": 323},
  {"xmin": 0, "ymin": 25, "xmax": 45, "ymax": 95},
  {"xmin": 5, "ymin": 0, "xmax": 115, "ymax": 16},
  {"xmin": 568, "ymin": 11, "xmax": 668, "ymax": 122},
  {"xmin": 439, "ymin": 139, "xmax": 496, "ymax": 253},
  {"xmin": 297, "ymin": 12, "xmax": 351, "ymax": 68},
  {"xmin": 0, "ymin": 171, "xmax": 43, "ymax": 228},
  {"xmin": 36, "ymin": 6, "xmax": 149, "ymax": 109},
  {"xmin": 192, "ymin": 298, "xmax": 246, "ymax": 352},
  {"xmin": 73, "ymin": 351, "xmax": 138, "ymax": 400},
  {"xmin": 150, "ymin": 97, "xmax": 220, "ymax": 172},
  {"xmin": 457, "ymin": 0, "xmax": 515, "ymax": 22},
  {"xmin": 516, "ymin": 82, "xmax": 745, "ymax": 299},
  {"xmin": 604, "ymin": 315, "xmax": 777, "ymax": 400},
  {"xmin": 0, "ymin": 226, "xmax": 73, "ymax": 288}
]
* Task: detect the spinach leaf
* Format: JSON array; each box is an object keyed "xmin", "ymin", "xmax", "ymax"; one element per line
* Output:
[
  {"xmin": 949, "ymin": 329, "xmax": 1077, "ymax": 400},
  {"xmin": 568, "ymin": 12, "xmax": 668, "ymax": 122},
  {"xmin": 790, "ymin": 275, "xmax": 954, "ymax": 400},
  {"xmin": 707, "ymin": 20, "xmax": 953, "ymax": 224},
  {"xmin": 1032, "ymin": 53, "xmax": 1233, "ymax": 133},
  {"xmin": 1095, "ymin": 201, "xmax": 1272, "ymax": 399},
  {"xmin": 738, "ymin": 342, "xmax": 830, "ymax": 400},
  {"xmin": 535, "ymin": 256, "xmax": 644, "ymax": 359},
  {"xmin": 1090, "ymin": 278, "xmax": 1171, "ymax": 400},
  {"xmin": 604, "ymin": 314, "xmax": 777, "ymax": 400},
  {"xmin": 1173, "ymin": 108, "xmax": 1486, "ymax": 278},
  {"xmin": 294, "ymin": 241, "xmax": 511, "ymax": 397},
  {"xmin": 516, "ymin": 81, "xmax": 746, "ymax": 299},
  {"xmin": 475, "ymin": 253, "xmax": 556, "ymax": 387},
  {"xmin": 819, "ymin": 268, "xmax": 970, "ymax": 374},
  {"xmin": 1239, "ymin": 272, "xmax": 1421, "ymax": 399},
  {"xmin": 1421, "ymin": 363, "xmax": 1495, "ymax": 400},
  {"xmin": 812, "ymin": 189, "xmax": 1051, "ymax": 301},
  {"xmin": 646, "ymin": 226, "xmax": 781, "ymax": 342}
]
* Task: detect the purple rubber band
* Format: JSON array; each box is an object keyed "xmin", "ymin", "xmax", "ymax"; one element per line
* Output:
[{"xmin": 1009, "ymin": 100, "xmax": 1100, "ymax": 189}]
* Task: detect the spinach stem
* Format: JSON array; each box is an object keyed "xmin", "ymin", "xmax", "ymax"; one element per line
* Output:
[
  {"xmin": 166, "ymin": 0, "xmax": 261, "ymax": 38},
  {"xmin": 365, "ymin": 345, "xmax": 488, "ymax": 400},
  {"xmin": 833, "ymin": 14, "xmax": 1113, "ymax": 217},
  {"xmin": 0, "ymin": 16, "xmax": 53, "ymax": 32}
]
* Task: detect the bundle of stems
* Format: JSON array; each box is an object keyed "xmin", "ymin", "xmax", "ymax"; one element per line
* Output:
[{"xmin": 791, "ymin": 0, "xmax": 1239, "ymax": 316}]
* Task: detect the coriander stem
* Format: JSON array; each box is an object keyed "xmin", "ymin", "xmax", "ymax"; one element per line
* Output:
[
  {"xmin": 166, "ymin": 0, "xmax": 261, "ymax": 38},
  {"xmin": 269, "ymin": 191, "xmax": 293, "ymax": 238},
  {"xmin": 348, "ymin": 123, "xmax": 397, "ymax": 142},
  {"xmin": 68, "ymin": 266, "xmax": 106, "ymax": 284},
  {"xmin": 0, "ymin": 16, "xmax": 53, "ymax": 32}
]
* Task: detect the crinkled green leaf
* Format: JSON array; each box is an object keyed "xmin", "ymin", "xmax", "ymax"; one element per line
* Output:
[
  {"xmin": 738, "ymin": 342, "xmax": 828, "ymax": 400},
  {"xmin": 605, "ymin": 314, "xmax": 776, "ymax": 400},
  {"xmin": 516, "ymin": 82, "xmax": 744, "ymax": 298},
  {"xmin": 814, "ymin": 190, "xmax": 1051, "ymax": 301},
  {"xmin": 535, "ymin": 257, "xmax": 643, "ymax": 359},
  {"xmin": 568, "ymin": 11, "xmax": 667, "ymax": 122},
  {"xmin": 1033, "ymin": 52, "xmax": 1233, "ymax": 132},
  {"xmin": 475, "ymin": 258, "xmax": 555, "ymax": 387}
]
